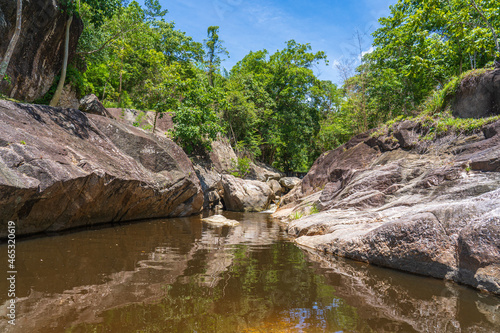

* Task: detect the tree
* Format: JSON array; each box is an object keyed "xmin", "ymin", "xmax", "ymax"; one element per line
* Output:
[
  {"xmin": 170, "ymin": 70, "xmax": 226, "ymax": 154},
  {"xmin": 470, "ymin": 0, "xmax": 500, "ymax": 59},
  {"xmin": 0, "ymin": 0, "xmax": 22, "ymax": 83},
  {"xmin": 223, "ymin": 72, "xmax": 273, "ymax": 158},
  {"xmin": 144, "ymin": 0, "xmax": 168, "ymax": 21},
  {"xmin": 367, "ymin": 0, "xmax": 500, "ymax": 115},
  {"xmin": 50, "ymin": 0, "xmax": 121, "ymax": 106},
  {"xmin": 310, "ymin": 80, "xmax": 348, "ymax": 154},
  {"xmin": 80, "ymin": 1, "xmax": 203, "ymax": 108},
  {"xmin": 229, "ymin": 40, "xmax": 328, "ymax": 172},
  {"xmin": 204, "ymin": 26, "xmax": 228, "ymax": 87}
]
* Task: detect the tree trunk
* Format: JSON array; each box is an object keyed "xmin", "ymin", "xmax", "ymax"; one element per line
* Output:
[
  {"xmin": 50, "ymin": 14, "xmax": 73, "ymax": 106},
  {"xmin": 118, "ymin": 56, "xmax": 123, "ymax": 105},
  {"xmin": 153, "ymin": 111, "xmax": 158, "ymax": 133},
  {"xmin": 102, "ymin": 81, "xmax": 107, "ymax": 100},
  {"xmin": 0, "ymin": 0, "xmax": 23, "ymax": 83}
]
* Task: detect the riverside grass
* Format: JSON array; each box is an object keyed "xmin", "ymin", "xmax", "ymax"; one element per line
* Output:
[{"xmin": 371, "ymin": 68, "xmax": 500, "ymax": 142}]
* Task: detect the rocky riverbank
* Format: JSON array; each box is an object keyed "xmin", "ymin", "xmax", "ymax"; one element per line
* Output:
[
  {"xmin": 0, "ymin": 100, "xmax": 294, "ymax": 237},
  {"xmin": 273, "ymin": 117, "xmax": 500, "ymax": 295}
]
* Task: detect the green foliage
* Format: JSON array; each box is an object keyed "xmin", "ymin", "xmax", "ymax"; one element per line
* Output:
[
  {"xmin": 422, "ymin": 68, "xmax": 489, "ymax": 115},
  {"xmin": 59, "ymin": 0, "xmax": 121, "ymax": 26},
  {"xmin": 368, "ymin": 0, "xmax": 500, "ymax": 111},
  {"xmin": 415, "ymin": 113, "xmax": 500, "ymax": 141},
  {"xmin": 310, "ymin": 203, "xmax": 320, "ymax": 215},
  {"xmin": 68, "ymin": 0, "xmax": 500, "ymax": 176},
  {"xmin": 328, "ymin": 0, "xmax": 500, "ymax": 151},
  {"xmin": 228, "ymin": 40, "xmax": 328, "ymax": 172},
  {"xmin": 133, "ymin": 111, "xmax": 147, "ymax": 127},
  {"xmin": 171, "ymin": 104, "xmax": 225, "ymax": 154},
  {"xmin": 289, "ymin": 211, "xmax": 304, "ymax": 221},
  {"xmin": 78, "ymin": 1, "xmax": 203, "ymax": 108},
  {"xmin": 230, "ymin": 157, "xmax": 251, "ymax": 178},
  {"xmin": 223, "ymin": 73, "xmax": 272, "ymax": 159}
]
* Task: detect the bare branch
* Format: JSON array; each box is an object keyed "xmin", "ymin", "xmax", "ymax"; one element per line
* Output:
[
  {"xmin": 76, "ymin": 27, "xmax": 134, "ymax": 56},
  {"xmin": 470, "ymin": 0, "xmax": 500, "ymax": 58}
]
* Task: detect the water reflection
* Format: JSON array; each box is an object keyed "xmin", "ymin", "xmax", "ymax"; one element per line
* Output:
[{"xmin": 0, "ymin": 212, "xmax": 498, "ymax": 332}]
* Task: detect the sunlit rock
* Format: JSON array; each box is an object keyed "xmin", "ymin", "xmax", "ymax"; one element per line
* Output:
[{"xmin": 202, "ymin": 214, "xmax": 240, "ymax": 227}]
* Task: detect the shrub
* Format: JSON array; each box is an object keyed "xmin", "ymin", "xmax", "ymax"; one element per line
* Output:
[{"xmin": 230, "ymin": 157, "xmax": 251, "ymax": 178}]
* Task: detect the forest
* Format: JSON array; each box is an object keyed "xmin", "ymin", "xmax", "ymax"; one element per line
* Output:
[{"xmin": 33, "ymin": 0, "xmax": 500, "ymax": 172}]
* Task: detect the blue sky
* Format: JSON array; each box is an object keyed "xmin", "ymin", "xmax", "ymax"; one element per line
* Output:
[{"xmin": 137, "ymin": 0, "xmax": 396, "ymax": 84}]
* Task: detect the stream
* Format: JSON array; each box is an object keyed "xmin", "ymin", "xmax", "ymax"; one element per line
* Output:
[{"xmin": 0, "ymin": 212, "xmax": 499, "ymax": 332}]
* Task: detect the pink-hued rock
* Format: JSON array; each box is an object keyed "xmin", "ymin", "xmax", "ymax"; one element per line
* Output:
[
  {"xmin": 0, "ymin": 101, "xmax": 203, "ymax": 236},
  {"xmin": 278, "ymin": 117, "xmax": 500, "ymax": 295}
]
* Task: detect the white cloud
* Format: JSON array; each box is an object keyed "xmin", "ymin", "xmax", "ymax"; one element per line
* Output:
[{"xmin": 361, "ymin": 46, "xmax": 374, "ymax": 58}]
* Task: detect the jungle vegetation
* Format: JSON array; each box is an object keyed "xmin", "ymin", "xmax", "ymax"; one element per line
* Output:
[{"xmin": 31, "ymin": 0, "xmax": 500, "ymax": 172}]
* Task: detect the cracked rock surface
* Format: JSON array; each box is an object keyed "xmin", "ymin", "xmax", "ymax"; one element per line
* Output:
[
  {"xmin": 275, "ymin": 119, "xmax": 500, "ymax": 295},
  {"xmin": 0, "ymin": 101, "xmax": 203, "ymax": 236}
]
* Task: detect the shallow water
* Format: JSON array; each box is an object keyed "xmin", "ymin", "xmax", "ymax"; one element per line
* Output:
[{"xmin": 0, "ymin": 212, "xmax": 499, "ymax": 332}]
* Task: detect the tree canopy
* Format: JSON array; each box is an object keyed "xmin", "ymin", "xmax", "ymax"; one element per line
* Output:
[{"xmin": 29, "ymin": 0, "xmax": 500, "ymax": 172}]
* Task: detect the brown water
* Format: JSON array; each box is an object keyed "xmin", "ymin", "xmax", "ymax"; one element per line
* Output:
[{"xmin": 0, "ymin": 212, "xmax": 499, "ymax": 333}]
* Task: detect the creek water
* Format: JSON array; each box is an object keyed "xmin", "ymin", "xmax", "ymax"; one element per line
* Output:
[{"xmin": 0, "ymin": 212, "xmax": 499, "ymax": 332}]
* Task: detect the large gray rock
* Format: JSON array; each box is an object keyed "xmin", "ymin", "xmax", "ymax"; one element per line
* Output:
[
  {"xmin": 0, "ymin": 101, "xmax": 203, "ymax": 236},
  {"xmin": 209, "ymin": 138, "xmax": 238, "ymax": 173},
  {"xmin": 106, "ymin": 108, "xmax": 174, "ymax": 136},
  {"xmin": 58, "ymin": 85, "xmax": 80, "ymax": 109},
  {"xmin": 79, "ymin": 94, "xmax": 111, "ymax": 118},
  {"xmin": 247, "ymin": 161, "xmax": 284, "ymax": 182},
  {"xmin": 267, "ymin": 179, "xmax": 283, "ymax": 197},
  {"xmin": 452, "ymin": 69, "xmax": 500, "ymax": 119},
  {"xmin": 279, "ymin": 118, "xmax": 500, "ymax": 295},
  {"xmin": 193, "ymin": 164, "xmax": 223, "ymax": 211},
  {"xmin": 280, "ymin": 177, "xmax": 301, "ymax": 190},
  {"xmin": 221, "ymin": 175, "xmax": 274, "ymax": 212},
  {"xmin": 0, "ymin": 0, "xmax": 83, "ymax": 101}
]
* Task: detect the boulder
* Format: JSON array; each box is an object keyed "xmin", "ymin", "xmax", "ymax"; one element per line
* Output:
[
  {"xmin": 393, "ymin": 120, "xmax": 420, "ymax": 149},
  {"xmin": 193, "ymin": 164, "xmax": 223, "ymax": 211},
  {"xmin": 452, "ymin": 69, "xmax": 500, "ymax": 119},
  {"xmin": 457, "ymin": 211, "xmax": 500, "ymax": 294},
  {"xmin": 58, "ymin": 85, "xmax": 80, "ymax": 109},
  {"xmin": 221, "ymin": 175, "xmax": 274, "ymax": 212},
  {"xmin": 279, "ymin": 177, "xmax": 301, "ymax": 190},
  {"xmin": 267, "ymin": 179, "xmax": 283, "ymax": 197},
  {"xmin": 0, "ymin": 0, "xmax": 83, "ymax": 101},
  {"xmin": 201, "ymin": 214, "xmax": 239, "ymax": 227},
  {"xmin": 79, "ymin": 94, "xmax": 111, "ymax": 117},
  {"xmin": 247, "ymin": 161, "xmax": 284, "ymax": 182},
  {"xmin": 106, "ymin": 108, "xmax": 174, "ymax": 135},
  {"xmin": 279, "ymin": 117, "xmax": 500, "ymax": 295},
  {"xmin": 209, "ymin": 138, "xmax": 238, "ymax": 173},
  {"xmin": 282, "ymin": 133, "xmax": 380, "ymax": 206},
  {"xmin": 0, "ymin": 101, "xmax": 203, "ymax": 237}
]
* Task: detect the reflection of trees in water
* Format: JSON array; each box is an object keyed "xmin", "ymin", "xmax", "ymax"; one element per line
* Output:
[
  {"xmin": 81, "ymin": 241, "xmax": 364, "ymax": 333},
  {"xmin": 301, "ymin": 248, "xmax": 500, "ymax": 333},
  {"xmin": 1, "ymin": 215, "xmax": 499, "ymax": 333}
]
